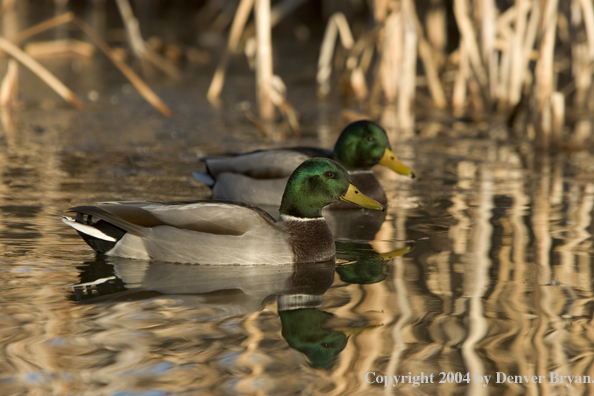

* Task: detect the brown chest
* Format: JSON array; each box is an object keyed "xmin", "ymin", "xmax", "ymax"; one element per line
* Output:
[{"xmin": 280, "ymin": 218, "xmax": 336, "ymax": 263}]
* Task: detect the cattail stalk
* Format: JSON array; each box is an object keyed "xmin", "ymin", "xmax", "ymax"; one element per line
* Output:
[
  {"xmin": 0, "ymin": 59, "xmax": 18, "ymax": 108},
  {"xmin": 508, "ymin": 0, "xmax": 529, "ymax": 107},
  {"xmin": 317, "ymin": 12, "xmax": 354, "ymax": 97},
  {"xmin": 425, "ymin": 0, "xmax": 446, "ymax": 61},
  {"xmin": 453, "ymin": 45, "xmax": 469, "ymax": 117},
  {"xmin": 207, "ymin": 0, "xmax": 254, "ymax": 103},
  {"xmin": 0, "ymin": 36, "xmax": 83, "ymax": 109},
  {"xmin": 115, "ymin": 0, "xmax": 179, "ymax": 79},
  {"xmin": 577, "ymin": 0, "xmax": 594, "ymax": 61},
  {"xmin": 115, "ymin": 0, "xmax": 149, "ymax": 73},
  {"xmin": 535, "ymin": 0, "xmax": 560, "ymax": 149},
  {"xmin": 410, "ymin": 1, "xmax": 447, "ymax": 109},
  {"xmin": 73, "ymin": 17, "xmax": 172, "ymax": 116},
  {"xmin": 453, "ymin": 0, "xmax": 488, "ymax": 91},
  {"xmin": 497, "ymin": 24, "xmax": 513, "ymax": 106},
  {"xmin": 1, "ymin": 0, "xmax": 18, "ymax": 108},
  {"xmin": 572, "ymin": 43, "xmax": 591, "ymax": 108},
  {"xmin": 379, "ymin": 11, "xmax": 402, "ymax": 104},
  {"xmin": 9, "ymin": 11, "xmax": 74, "ymax": 43},
  {"xmin": 255, "ymin": 0, "xmax": 274, "ymax": 121},
  {"xmin": 399, "ymin": 0, "xmax": 417, "ymax": 133},
  {"xmin": 551, "ymin": 91, "xmax": 565, "ymax": 145},
  {"xmin": 481, "ymin": 0, "xmax": 497, "ymax": 100}
]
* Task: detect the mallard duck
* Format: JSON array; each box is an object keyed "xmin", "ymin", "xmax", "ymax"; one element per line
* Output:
[
  {"xmin": 62, "ymin": 158, "xmax": 384, "ymax": 265},
  {"xmin": 193, "ymin": 120, "xmax": 415, "ymax": 207}
]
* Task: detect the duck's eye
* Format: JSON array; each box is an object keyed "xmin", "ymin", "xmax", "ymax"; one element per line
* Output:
[
  {"xmin": 324, "ymin": 171, "xmax": 335, "ymax": 178},
  {"xmin": 366, "ymin": 136, "xmax": 374, "ymax": 142}
]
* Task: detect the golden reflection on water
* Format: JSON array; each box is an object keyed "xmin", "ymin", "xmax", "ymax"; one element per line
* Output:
[{"xmin": 1, "ymin": 103, "xmax": 594, "ymax": 395}]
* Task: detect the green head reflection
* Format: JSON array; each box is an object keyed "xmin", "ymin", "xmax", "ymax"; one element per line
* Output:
[
  {"xmin": 335, "ymin": 241, "xmax": 412, "ymax": 284},
  {"xmin": 279, "ymin": 308, "xmax": 347, "ymax": 369}
]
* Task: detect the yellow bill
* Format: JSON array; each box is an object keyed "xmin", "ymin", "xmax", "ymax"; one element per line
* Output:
[
  {"xmin": 340, "ymin": 184, "xmax": 385, "ymax": 211},
  {"xmin": 378, "ymin": 246, "xmax": 411, "ymax": 260},
  {"xmin": 379, "ymin": 148, "xmax": 416, "ymax": 178},
  {"xmin": 343, "ymin": 324, "xmax": 384, "ymax": 338}
]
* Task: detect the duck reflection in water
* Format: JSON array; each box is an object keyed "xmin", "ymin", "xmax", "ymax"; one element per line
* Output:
[
  {"xmin": 68, "ymin": 244, "xmax": 401, "ymax": 370},
  {"xmin": 279, "ymin": 243, "xmax": 411, "ymax": 369},
  {"xmin": 69, "ymin": 257, "xmax": 335, "ymax": 314},
  {"xmin": 275, "ymin": 241, "xmax": 412, "ymax": 369},
  {"xmin": 277, "ymin": 294, "xmax": 380, "ymax": 370},
  {"xmin": 335, "ymin": 240, "xmax": 412, "ymax": 284}
]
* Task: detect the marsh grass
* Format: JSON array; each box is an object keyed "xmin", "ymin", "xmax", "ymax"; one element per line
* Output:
[
  {"xmin": 313, "ymin": 0, "xmax": 594, "ymax": 148},
  {"xmin": 1, "ymin": 0, "xmax": 593, "ymax": 147}
]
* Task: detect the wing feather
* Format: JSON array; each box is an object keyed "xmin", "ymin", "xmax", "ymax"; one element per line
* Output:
[
  {"xmin": 71, "ymin": 200, "xmax": 278, "ymax": 237},
  {"xmin": 205, "ymin": 150, "xmax": 311, "ymax": 179}
]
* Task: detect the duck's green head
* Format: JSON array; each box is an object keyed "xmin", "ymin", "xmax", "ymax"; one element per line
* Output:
[
  {"xmin": 280, "ymin": 158, "xmax": 384, "ymax": 218},
  {"xmin": 333, "ymin": 120, "xmax": 415, "ymax": 178}
]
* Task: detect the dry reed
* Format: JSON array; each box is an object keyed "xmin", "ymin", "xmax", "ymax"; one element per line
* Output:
[
  {"xmin": 0, "ymin": 6, "xmax": 173, "ymax": 116},
  {"xmin": 0, "ymin": 59, "xmax": 18, "ymax": 107},
  {"xmin": 0, "ymin": 36, "xmax": 84, "ymax": 109},
  {"xmin": 72, "ymin": 16, "xmax": 172, "ymax": 117},
  {"xmin": 0, "ymin": 0, "xmax": 18, "ymax": 109},
  {"xmin": 317, "ymin": 12, "xmax": 354, "ymax": 98},
  {"xmin": 8, "ymin": 11, "xmax": 75, "ymax": 43},
  {"xmin": 115, "ymin": 0, "xmax": 180, "ymax": 80},
  {"xmin": 411, "ymin": 1, "xmax": 447, "ymax": 109},
  {"xmin": 2, "ymin": 1, "xmax": 594, "ymax": 146},
  {"xmin": 254, "ymin": 0, "xmax": 274, "ymax": 123},
  {"xmin": 207, "ymin": 0, "xmax": 254, "ymax": 103},
  {"xmin": 306, "ymin": 0, "xmax": 594, "ymax": 148}
]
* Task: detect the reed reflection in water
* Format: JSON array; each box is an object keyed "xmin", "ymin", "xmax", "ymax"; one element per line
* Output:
[{"xmin": 1, "ymin": 106, "xmax": 594, "ymax": 394}]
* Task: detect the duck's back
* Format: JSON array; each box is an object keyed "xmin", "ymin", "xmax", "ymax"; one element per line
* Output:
[
  {"xmin": 204, "ymin": 148, "xmax": 332, "ymax": 206},
  {"xmin": 206, "ymin": 148, "xmax": 331, "ymax": 179}
]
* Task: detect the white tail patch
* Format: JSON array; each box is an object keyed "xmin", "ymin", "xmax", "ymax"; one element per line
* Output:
[
  {"xmin": 64, "ymin": 276, "xmax": 116, "ymax": 289},
  {"xmin": 62, "ymin": 216, "xmax": 117, "ymax": 242}
]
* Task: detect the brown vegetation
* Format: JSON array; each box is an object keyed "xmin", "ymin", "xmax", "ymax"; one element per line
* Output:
[{"xmin": 1, "ymin": 1, "xmax": 593, "ymax": 145}]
